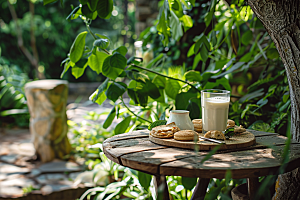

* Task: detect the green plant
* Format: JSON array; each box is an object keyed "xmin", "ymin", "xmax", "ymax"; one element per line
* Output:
[
  {"xmin": 43, "ymin": 0, "xmax": 291, "ymax": 198},
  {"xmin": 0, "ymin": 54, "xmax": 30, "ymax": 127}
]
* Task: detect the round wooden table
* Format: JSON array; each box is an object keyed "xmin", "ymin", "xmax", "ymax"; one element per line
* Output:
[{"xmin": 103, "ymin": 129, "xmax": 300, "ymax": 200}]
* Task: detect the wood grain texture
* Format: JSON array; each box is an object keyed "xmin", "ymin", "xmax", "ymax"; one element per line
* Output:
[
  {"xmin": 149, "ymin": 131, "xmax": 256, "ymax": 151},
  {"xmin": 121, "ymin": 147, "xmax": 205, "ymax": 174},
  {"xmin": 103, "ymin": 130, "xmax": 300, "ymax": 180},
  {"xmin": 160, "ymin": 144, "xmax": 300, "ymax": 179},
  {"xmin": 103, "ymin": 137, "xmax": 166, "ymax": 165}
]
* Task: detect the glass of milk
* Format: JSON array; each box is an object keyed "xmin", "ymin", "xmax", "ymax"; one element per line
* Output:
[{"xmin": 201, "ymin": 89, "xmax": 230, "ymax": 133}]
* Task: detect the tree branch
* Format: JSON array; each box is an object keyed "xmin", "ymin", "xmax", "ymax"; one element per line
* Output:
[{"xmin": 7, "ymin": 0, "xmax": 44, "ymax": 79}]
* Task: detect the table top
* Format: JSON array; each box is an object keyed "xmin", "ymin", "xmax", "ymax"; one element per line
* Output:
[{"xmin": 103, "ymin": 129, "xmax": 300, "ymax": 179}]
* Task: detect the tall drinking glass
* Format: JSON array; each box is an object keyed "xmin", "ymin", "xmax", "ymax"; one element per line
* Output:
[{"xmin": 201, "ymin": 89, "xmax": 230, "ymax": 133}]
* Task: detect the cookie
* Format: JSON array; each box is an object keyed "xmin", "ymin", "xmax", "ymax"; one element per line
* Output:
[
  {"xmin": 192, "ymin": 119, "xmax": 202, "ymax": 132},
  {"xmin": 234, "ymin": 125, "xmax": 246, "ymax": 133},
  {"xmin": 150, "ymin": 122, "xmax": 180, "ymax": 139},
  {"xmin": 204, "ymin": 130, "xmax": 226, "ymax": 140},
  {"xmin": 227, "ymin": 119, "xmax": 235, "ymax": 129},
  {"xmin": 194, "ymin": 128, "xmax": 202, "ymax": 133},
  {"xmin": 174, "ymin": 130, "xmax": 199, "ymax": 141}
]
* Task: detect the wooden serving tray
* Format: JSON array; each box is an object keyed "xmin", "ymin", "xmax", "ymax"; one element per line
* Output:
[{"xmin": 149, "ymin": 131, "xmax": 256, "ymax": 151}]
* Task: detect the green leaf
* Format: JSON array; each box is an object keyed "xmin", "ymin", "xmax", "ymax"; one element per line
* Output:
[
  {"xmin": 211, "ymin": 62, "xmax": 244, "ymax": 79},
  {"xmin": 241, "ymin": 30, "xmax": 253, "ymax": 45},
  {"xmin": 90, "ymin": 78, "xmax": 109, "ymax": 103},
  {"xmin": 182, "ymin": 177, "xmax": 197, "ymax": 191},
  {"xmin": 81, "ymin": 4, "xmax": 97, "ymax": 19},
  {"xmin": 43, "ymin": 0, "xmax": 57, "ymax": 5},
  {"xmin": 199, "ymin": 45, "xmax": 208, "ymax": 62},
  {"xmin": 128, "ymin": 80, "xmax": 144, "ymax": 91},
  {"xmin": 204, "ymin": 10, "xmax": 213, "ymax": 27},
  {"xmin": 145, "ymin": 81, "xmax": 161, "ymax": 99},
  {"xmin": 103, "ymin": 107, "xmax": 116, "ymax": 129},
  {"xmin": 113, "ymin": 46, "xmax": 128, "ymax": 56},
  {"xmin": 187, "ymin": 101, "xmax": 200, "ymax": 120},
  {"xmin": 175, "ymin": 91, "xmax": 197, "ymax": 110},
  {"xmin": 69, "ymin": 31, "xmax": 88, "ymax": 63},
  {"xmin": 195, "ymin": 35, "xmax": 210, "ymax": 54},
  {"xmin": 248, "ymin": 121, "xmax": 274, "ymax": 132},
  {"xmin": 60, "ymin": 61, "xmax": 72, "ymax": 78},
  {"xmin": 87, "ymin": 0, "xmax": 99, "ymax": 11},
  {"xmin": 138, "ymin": 171, "xmax": 152, "ymax": 190},
  {"xmin": 88, "ymin": 51, "xmax": 109, "ymax": 74},
  {"xmin": 115, "ymin": 116, "xmax": 131, "ymax": 134},
  {"xmin": 79, "ymin": 0, "xmax": 88, "ymax": 4},
  {"xmin": 153, "ymin": 75, "xmax": 166, "ymax": 89},
  {"xmin": 105, "ymin": 82, "xmax": 126, "ymax": 102},
  {"xmin": 136, "ymin": 91, "xmax": 148, "ymax": 107},
  {"xmin": 180, "ymin": 15, "xmax": 193, "ymax": 31},
  {"xmin": 126, "ymin": 70, "xmax": 149, "ymax": 83},
  {"xmin": 102, "ymin": 56, "xmax": 124, "ymax": 80},
  {"xmin": 156, "ymin": 7, "xmax": 169, "ymax": 46},
  {"xmin": 97, "ymin": 0, "xmax": 113, "ymax": 19},
  {"xmin": 267, "ymin": 48, "xmax": 279, "ymax": 59},
  {"xmin": 165, "ymin": 79, "xmax": 181, "ymax": 99},
  {"xmin": 110, "ymin": 53, "xmax": 127, "ymax": 69},
  {"xmin": 127, "ymin": 88, "xmax": 138, "ymax": 104},
  {"xmin": 71, "ymin": 62, "xmax": 87, "ymax": 79},
  {"xmin": 184, "ymin": 70, "xmax": 202, "ymax": 82},
  {"xmin": 169, "ymin": 10, "xmax": 183, "ymax": 41},
  {"xmin": 93, "ymin": 39, "xmax": 110, "ymax": 49}
]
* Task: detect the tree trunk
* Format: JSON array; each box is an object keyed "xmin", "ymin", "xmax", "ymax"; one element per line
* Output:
[{"xmin": 247, "ymin": 0, "xmax": 300, "ymax": 199}]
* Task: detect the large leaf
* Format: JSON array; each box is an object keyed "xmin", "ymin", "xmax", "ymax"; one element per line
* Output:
[
  {"xmin": 184, "ymin": 70, "xmax": 202, "ymax": 82},
  {"xmin": 153, "ymin": 75, "xmax": 166, "ymax": 89},
  {"xmin": 169, "ymin": 10, "xmax": 183, "ymax": 41},
  {"xmin": 127, "ymin": 88, "xmax": 138, "ymax": 104},
  {"xmin": 71, "ymin": 62, "xmax": 87, "ymax": 79},
  {"xmin": 242, "ymin": 30, "xmax": 253, "ymax": 45},
  {"xmin": 126, "ymin": 70, "xmax": 149, "ymax": 83},
  {"xmin": 182, "ymin": 177, "xmax": 197, "ymax": 191},
  {"xmin": 102, "ymin": 56, "xmax": 124, "ymax": 80},
  {"xmin": 211, "ymin": 62, "xmax": 244, "ymax": 79},
  {"xmin": 69, "ymin": 31, "xmax": 88, "ymax": 63},
  {"xmin": 138, "ymin": 171, "xmax": 152, "ymax": 190},
  {"xmin": 175, "ymin": 91, "xmax": 197, "ymax": 110},
  {"xmin": 81, "ymin": 4, "xmax": 97, "ymax": 19},
  {"xmin": 97, "ymin": 0, "xmax": 113, "ymax": 19},
  {"xmin": 43, "ymin": 0, "xmax": 57, "ymax": 5},
  {"xmin": 112, "ymin": 46, "xmax": 128, "ymax": 56},
  {"xmin": 87, "ymin": 0, "xmax": 99, "ymax": 11},
  {"xmin": 103, "ymin": 107, "xmax": 116, "ymax": 129},
  {"xmin": 165, "ymin": 79, "xmax": 181, "ymax": 99},
  {"xmin": 115, "ymin": 116, "xmax": 131, "ymax": 134},
  {"xmin": 93, "ymin": 38, "xmax": 110, "ymax": 49},
  {"xmin": 105, "ymin": 82, "xmax": 126, "ymax": 102},
  {"xmin": 145, "ymin": 81, "xmax": 161, "ymax": 99},
  {"xmin": 110, "ymin": 52, "xmax": 127, "ymax": 69},
  {"xmin": 187, "ymin": 101, "xmax": 200, "ymax": 120},
  {"xmin": 156, "ymin": 3, "xmax": 169, "ymax": 46},
  {"xmin": 89, "ymin": 78, "xmax": 109, "ymax": 103},
  {"xmin": 88, "ymin": 51, "xmax": 109, "ymax": 74},
  {"xmin": 136, "ymin": 91, "xmax": 148, "ymax": 107}
]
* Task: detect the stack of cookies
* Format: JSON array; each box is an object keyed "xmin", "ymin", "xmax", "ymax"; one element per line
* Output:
[
  {"xmin": 150, "ymin": 122, "xmax": 199, "ymax": 141},
  {"xmin": 192, "ymin": 119, "xmax": 202, "ymax": 133}
]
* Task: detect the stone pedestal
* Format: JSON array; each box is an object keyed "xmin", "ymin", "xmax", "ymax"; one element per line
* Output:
[{"xmin": 25, "ymin": 79, "xmax": 71, "ymax": 163}]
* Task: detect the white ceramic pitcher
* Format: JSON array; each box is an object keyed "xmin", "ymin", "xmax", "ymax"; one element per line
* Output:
[{"xmin": 167, "ymin": 110, "xmax": 194, "ymax": 130}]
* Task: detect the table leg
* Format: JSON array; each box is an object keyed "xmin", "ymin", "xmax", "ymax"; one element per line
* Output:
[
  {"xmin": 247, "ymin": 177, "xmax": 259, "ymax": 200},
  {"xmin": 191, "ymin": 178, "xmax": 210, "ymax": 200},
  {"xmin": 153, "ymin": 175, "xmax": 170, "ymax": 200}
]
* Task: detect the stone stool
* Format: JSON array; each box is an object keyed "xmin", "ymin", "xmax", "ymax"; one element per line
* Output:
[{"xmin": 25, "ymin": 79, "xmax": 71, "ymax": 163}]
